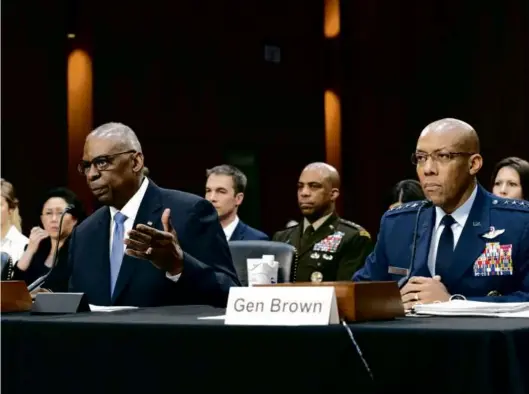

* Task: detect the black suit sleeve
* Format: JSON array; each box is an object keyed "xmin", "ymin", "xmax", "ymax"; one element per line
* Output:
[
  {"xmin": 67, "ymin": 227, "xmax": 78, "ymax": 292},
  {"xmin": 175, "ymin": 198, "xmax": 240, "ymax": 306}
]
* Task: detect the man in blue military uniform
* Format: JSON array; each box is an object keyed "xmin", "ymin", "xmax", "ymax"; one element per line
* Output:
[{"xmin": 353, "ymin": 118, "xmax": 529, "ymax": 308}]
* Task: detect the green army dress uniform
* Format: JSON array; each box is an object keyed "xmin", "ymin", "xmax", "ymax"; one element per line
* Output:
[{"xmin": 272, "ymin": 213, "xmax": 374, "ymax": 282}]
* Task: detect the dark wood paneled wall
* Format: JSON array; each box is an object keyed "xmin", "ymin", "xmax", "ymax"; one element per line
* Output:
[{"xmin": 2, "ymin": 0, "xmax": 527, "ymax": 237}]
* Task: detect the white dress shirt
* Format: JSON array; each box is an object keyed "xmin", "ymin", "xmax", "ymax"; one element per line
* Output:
[
  {"xmin": 427, "ymin": 185, "xmax": 478, "ymax": 275},
  {"xmin": 0, "ymin": 225, "xmax": 28, "ymax": 263},
  {"xmin": 223, "ymin": 216, "xmax": 239, "ymax": 241},
  {"xmin": 109, "ymin": 178, "xmax": 181, "ymax": 282}
]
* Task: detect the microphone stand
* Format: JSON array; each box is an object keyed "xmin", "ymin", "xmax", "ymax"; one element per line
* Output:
[{"xmin": 28, "ymin": 205, "xmax": 74, "ymax": 292}]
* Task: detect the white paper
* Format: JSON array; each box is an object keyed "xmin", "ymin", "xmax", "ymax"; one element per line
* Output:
[
  {"xmin": 247, "ymin": 257, "xmax": 279, "ymax": 286},
  {"xmin": 198, "ymin": 315, "xmax": 226, "ymax": 320},
  {"xmin": 413, "ymin": 300, "xmax": 529, "ymax": 318},
  {"xmin": 89, "ymin": 304, "xmax": 139, "ymax": 312}
]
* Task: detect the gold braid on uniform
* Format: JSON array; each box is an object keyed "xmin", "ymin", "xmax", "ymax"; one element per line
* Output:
[{"xmin": 290, "ymin": 247, "xmax": 300, "ymax": 282}]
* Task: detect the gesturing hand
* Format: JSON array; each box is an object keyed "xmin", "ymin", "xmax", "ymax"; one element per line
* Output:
[
  {"xmin": 27, "ymin": 227, "xmax": 50, "ymax": 254},
  {"xmin": 124, "ymin": 208, "xmax": 184, "ymax": 275}
]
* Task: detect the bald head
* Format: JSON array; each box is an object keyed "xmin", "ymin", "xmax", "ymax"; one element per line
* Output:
[
  {"xmin": 416, "ymin": 118, "xmax": 483, "ymax": 214},
  {"xmin": 88, "ymin": 122, "xmax": 143, "ymax": 153},
  {"xmin": 420, "ymin": 118, "xmax": 480, "ymax": 153},
  {"xmin": 302, "ymin": 162, "xmax": 341, "ymax": 189},
  {"xmin": 298, "ymin": 162, "xmax": 340, "ymax": 220}
]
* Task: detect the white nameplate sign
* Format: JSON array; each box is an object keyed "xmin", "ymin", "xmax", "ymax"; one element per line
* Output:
[{"xmin": 224, "ymin": 286, "xmax": 339, "ymax": 326}]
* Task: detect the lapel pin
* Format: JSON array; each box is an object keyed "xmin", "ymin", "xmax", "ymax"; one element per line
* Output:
[
  {"xmin": 147, "ymin": 221, "xmax": 153, "ymax": 226},
  {"xmin": 473, "ymin": 221, "xmax": 481, "ymax": 227}
]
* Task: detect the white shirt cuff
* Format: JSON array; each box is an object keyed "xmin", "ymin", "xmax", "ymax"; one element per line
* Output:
[{"xmin": 165, "ymin": 271, "xmax": 182, "ymax": 282}]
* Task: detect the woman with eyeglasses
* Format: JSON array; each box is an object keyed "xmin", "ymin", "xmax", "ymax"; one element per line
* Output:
[
  {"xmin": 491, "ymin": 157, "xmax": 529, "ymax": 201},
  {"xmin": 13, "ymin": 187, "xmax": 85, "ymax": 291}
]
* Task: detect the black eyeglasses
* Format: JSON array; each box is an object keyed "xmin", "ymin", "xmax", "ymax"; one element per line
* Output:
[
  {"xmin": 77, "ymin": 150, "xmax": 136, "ymax": 176},
  {"xmin": 411, "ymin": 151, "xmax": 475, "ymax": 166}
]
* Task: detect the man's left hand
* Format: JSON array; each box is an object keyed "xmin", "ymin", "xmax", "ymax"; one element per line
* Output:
[
  {"xmin": 400, "ymin": 275, "xmax": 450, "ymax": 310},
  {"xmin": 125, "ymin": 208, "xmax": 184, "ymax": 275}
]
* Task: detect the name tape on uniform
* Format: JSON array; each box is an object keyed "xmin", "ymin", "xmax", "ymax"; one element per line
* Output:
[{"xmin": 225, "ymin": 286, "xmax": 339, "ymax": 326}]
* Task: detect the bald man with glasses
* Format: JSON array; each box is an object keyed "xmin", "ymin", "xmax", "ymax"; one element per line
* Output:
[{"xmin": 353, "ymin": 118, "xmax": 529, "ymax": 308}]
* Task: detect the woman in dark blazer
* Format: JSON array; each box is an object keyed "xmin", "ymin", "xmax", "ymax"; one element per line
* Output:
[{"xmin": 12, "ymin": 187, "xmax": 85, "ymax": 292}]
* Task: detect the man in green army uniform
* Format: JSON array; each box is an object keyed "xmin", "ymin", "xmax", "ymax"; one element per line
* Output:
[{"xmin": 273, "ymin": 162, "xmax": 373, "ymax": 283}]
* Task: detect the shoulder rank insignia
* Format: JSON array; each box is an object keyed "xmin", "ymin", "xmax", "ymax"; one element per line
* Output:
[
  {"xmin": 481, "ymin": 226, "xmax": 505, "ymax": 239},
  {"xmin": 338, "ymin": 218, "xmax": 370, "ymax": 238},
  {"xmin": 339, "ymin": 218, "xmax": 362, "ymax": 230},
  {"xmin": 491, "ymin": 198, "xmax": 529, "ymax": 212},
  {"xmin": 387, "ymin": 200, "xmax": 429, "ymax": 215}
]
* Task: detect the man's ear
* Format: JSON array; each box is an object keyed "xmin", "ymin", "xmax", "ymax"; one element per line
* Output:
[
  {"xmin": 469, "ymin": 154, "xmax": 483, "ymax": 176},
  {"xmin": 235, "ymin": 192, "xmax": 244, "ymax": 207},
  {"xmin": 330, "ymin": 188, "xmax": 340, "ymax": 202},
  {"xmin": 132, "ymin": 152, "xmax": 145, "ymax": 173}
]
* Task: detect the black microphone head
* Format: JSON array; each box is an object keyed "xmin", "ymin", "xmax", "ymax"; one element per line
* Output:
[
  {"xmin": 423, "ymin": 199, "xmax": 433, "ymax": 208},
  {"xmin": 65, "ymin": 204, "xmax": 75, "ymax": 212}
]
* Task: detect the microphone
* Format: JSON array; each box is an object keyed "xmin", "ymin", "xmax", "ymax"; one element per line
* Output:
[
  {"xmin": 28, "ymin": 204, "xmax": 75, "ymax": 292},
  {"xmin": 397, "ymin": 200, "xmax": 433, "ymax": 289}
]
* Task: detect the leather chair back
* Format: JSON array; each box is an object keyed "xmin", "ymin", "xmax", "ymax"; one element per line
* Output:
[{"xmin": 228, "ymin": 241, "xmax": 297, "ymax": 286}]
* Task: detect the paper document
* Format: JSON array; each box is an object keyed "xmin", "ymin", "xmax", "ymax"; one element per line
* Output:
[
  {"xmin": 413, "ymin": 300, "xmax": 529, "ymax": 318},
  {"xmin": 197, "ymin": 315, "xmax": 226, "ymax": 320},
  {"xmin": 89, "ymin": 304, "xmax": 139, "ymax": 312}
]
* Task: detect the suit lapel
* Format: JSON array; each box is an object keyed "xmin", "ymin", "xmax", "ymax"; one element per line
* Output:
[
  {"xmin": 111, "ymin": 182, "xmax": 163, "ymax": 304},
  {"xmin": 442, "ymin": 186, "xmax": 490, "ymax": 288},
  {"xmin": 297, "ymin": 215, "xmax": 339, "ymax": 258},
  {"xmin": 231, "ymin": 221, "xmax": 245, "ymax": 241},
  {"xmin": 412, "ymin": 206, "xmax": 435, "ymax": 277},
  {"xmin": 96, "ymin": 209, "xmax": 112, "ymax": 305}
]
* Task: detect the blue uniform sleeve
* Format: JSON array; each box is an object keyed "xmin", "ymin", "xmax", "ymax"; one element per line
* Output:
[{"xmin": 352, "ymin": 214, "xmax": 391, "ymax": 281}]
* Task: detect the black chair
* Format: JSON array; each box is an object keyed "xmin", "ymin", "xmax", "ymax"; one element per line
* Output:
[{"xmin": 228, "ymin": 240, "xmax": 297, "ymax": 286}]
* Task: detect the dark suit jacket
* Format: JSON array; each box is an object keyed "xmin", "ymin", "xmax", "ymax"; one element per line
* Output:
[
  {"xmin": 353, "ymin": 185, "xmax": 529, "ymax": 302},
  {"xmin": 69, "ymin": 181, "xmax": 240, "ymax": 307},
  {"xmin": 12, "ymin": 237, "xmax": 70, "ymax": 292},
  {"xmin": 230, "ymin": 220, "xmax": 268, "ymax": 241}
]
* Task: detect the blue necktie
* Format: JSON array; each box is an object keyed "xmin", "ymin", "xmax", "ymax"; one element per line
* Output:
[
  {"xmin": 434, "ymin": 214, "xmax": 455, "ymax": 278},
  {"xmin": 110, "ymin": 212, "xmax": 127, "ymax": 296}
]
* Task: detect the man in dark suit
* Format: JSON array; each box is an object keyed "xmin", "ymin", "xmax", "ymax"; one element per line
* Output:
[
  {"xmin": 273, "ymin": 163, "xmax": 373, "ymax": 282},
  {"xmin": 353, "ymin": 118, "xmax": 529, "ymax": 307},
  {"xmin": 205, "ymin": 164, "xmax": 268, "ymax": 241},
  {"xmin": 69, "ymin": 123, "xmax": 240, "ymax": 307}
]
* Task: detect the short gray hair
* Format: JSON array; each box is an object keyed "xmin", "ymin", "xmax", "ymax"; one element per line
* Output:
[
  {"xmin": 90, "ymin": 122, "xmax": 143, "ymax": 153},
  {"xmin": 206, "ymin": 164, "xmax": 247, "ymax": 194}
]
